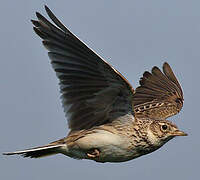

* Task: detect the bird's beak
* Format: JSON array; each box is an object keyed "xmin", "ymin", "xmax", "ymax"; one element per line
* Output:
[{"xmin": 172, "ymin": 130, "xmax": 188, "ymax": 136}]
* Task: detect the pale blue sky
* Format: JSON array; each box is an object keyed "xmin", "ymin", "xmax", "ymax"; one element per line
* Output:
[{"xmin": 1, "ymin": 0, "xmax": 199, "ymax": 179}]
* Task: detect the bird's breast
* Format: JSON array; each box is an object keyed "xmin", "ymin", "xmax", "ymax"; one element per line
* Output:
[{"xmin": 67, "ymin": 129, "xmax": 142, "ymax": 162}]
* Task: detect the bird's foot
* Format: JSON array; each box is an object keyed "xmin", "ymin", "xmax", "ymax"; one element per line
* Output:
[{"xmin": 87, "ymin": 149, "xmax": 100, "ymax": 158}]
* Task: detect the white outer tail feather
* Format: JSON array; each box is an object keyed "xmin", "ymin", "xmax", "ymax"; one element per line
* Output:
[{"xmin": 3, "ymin": 144, "xmax": 66, "ymax": 158}]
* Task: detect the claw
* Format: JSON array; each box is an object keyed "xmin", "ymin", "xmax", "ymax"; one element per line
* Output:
[{"xmin": 87, "ymin": 149, "xmax": 100, "ymax": 158}]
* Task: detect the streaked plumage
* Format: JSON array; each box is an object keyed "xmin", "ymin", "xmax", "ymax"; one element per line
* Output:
[
  {"xmin": 3, "ymin": 6, "xmax": 187, "ymax": 163},
  {"xmin": 133, "ymin": 63, "xmax": 183, "ymax": 119}
]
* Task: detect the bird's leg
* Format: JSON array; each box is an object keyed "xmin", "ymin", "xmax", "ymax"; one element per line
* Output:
[{"xmin": 87, "ymin": 148, "xmax": 100, "ymax": 158}]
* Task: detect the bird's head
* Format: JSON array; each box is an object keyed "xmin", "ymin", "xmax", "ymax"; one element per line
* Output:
[{"xmin": 147, "ymin": 119, "xmax": 187, "ymax": 147}]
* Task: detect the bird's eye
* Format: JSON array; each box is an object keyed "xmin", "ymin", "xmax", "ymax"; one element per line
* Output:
[{"xmin": 161, "ymin": 125, "xmax": 168, "ymax": 131}]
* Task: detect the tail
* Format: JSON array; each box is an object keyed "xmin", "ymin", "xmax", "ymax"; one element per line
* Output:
[{"xmin": 3, "ymin": 140, "xmax": 66, "ymax": 158}]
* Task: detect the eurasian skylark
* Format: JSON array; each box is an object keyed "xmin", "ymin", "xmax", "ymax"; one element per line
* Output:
[{"xmin": 3, "ymin": 6, "xmax": 187, "ymax": 163}]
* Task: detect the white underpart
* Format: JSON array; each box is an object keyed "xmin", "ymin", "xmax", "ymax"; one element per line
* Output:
[{"xmin": 66, "ymin": 129, "xmax": 139, "ymax": 162}]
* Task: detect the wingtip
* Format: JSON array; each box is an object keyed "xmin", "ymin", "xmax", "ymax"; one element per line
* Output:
[
  {"xmin": 143, "ymin": 71, "xmax": 151, "ymax": 77},
  {"xmin": 44, "ymin": 5, "xmax": 52, "ymax": 16},
  {"xmin": 44, "ymin": 5, "xmax": 49, "ymax": 11},
  {"xmin": 36, "ymin": 11, "xmax": 46, "ymax": 20},
  {"xmin": 163, "ymin": 62, "xmax": 170, "ymax": 69},
  {"xmin": 31, "ymin": 19, "xmax": 39, "ymax": 27},
  {"xmin": 34, "ymin": 5, "xmax": 50, "ymax": 18},
  {"xmin": 151, "ymin": 66, "xmax": 160, "ymax": 74}
]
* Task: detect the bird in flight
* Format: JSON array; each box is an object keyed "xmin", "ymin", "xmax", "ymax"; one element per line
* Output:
[{"xmin": 3, "ymin": 6, "xmax": 187, "ymax": 163}]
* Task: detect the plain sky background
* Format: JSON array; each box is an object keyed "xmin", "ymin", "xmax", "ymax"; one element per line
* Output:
[{"xmin": 0, "ymin": 0, "xmax": 199, "ymax": 179}]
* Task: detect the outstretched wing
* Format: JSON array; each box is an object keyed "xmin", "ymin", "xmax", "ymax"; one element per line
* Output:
[
  {"xmin": 32, "ymin": 6, "xmax": 134, "ymax": 131},
  {"xmin": 133, "ymin": 62, "xmax": 183, "ymax": 119}
]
